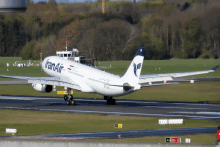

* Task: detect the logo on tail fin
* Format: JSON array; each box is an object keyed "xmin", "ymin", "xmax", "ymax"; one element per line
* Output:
[{"xmin": 133, "ymin": 63, "xmax": 141, "ymax": 77}]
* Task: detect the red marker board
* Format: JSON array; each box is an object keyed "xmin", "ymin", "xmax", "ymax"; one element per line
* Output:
[
  {"xmin": 217, "ymin": 126, "xmax": 220, "ymax": 141},
  {"xmin": 166, "ymin": 137, "xmax": 181, "ymax": 143}
]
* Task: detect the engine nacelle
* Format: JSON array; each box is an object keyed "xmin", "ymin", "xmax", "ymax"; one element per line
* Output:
[{"xmin": 32, "ymin": 84, "xmax": 53, "ymax": 93}]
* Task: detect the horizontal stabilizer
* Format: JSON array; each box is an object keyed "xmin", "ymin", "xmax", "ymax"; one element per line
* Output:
[{"xmin": 141, "ymin": 82, "xmax": 178, "ymax": 87}]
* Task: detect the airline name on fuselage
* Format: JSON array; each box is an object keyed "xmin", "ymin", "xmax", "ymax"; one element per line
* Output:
[{"xmin": 45, "ymin": 59, "xmax": 64, "ymax": 73}]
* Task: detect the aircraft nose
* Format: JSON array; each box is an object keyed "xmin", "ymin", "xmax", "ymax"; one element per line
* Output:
[{"xmin": 42, "ymin": 57, "xmax": 48, "ymax": 67}]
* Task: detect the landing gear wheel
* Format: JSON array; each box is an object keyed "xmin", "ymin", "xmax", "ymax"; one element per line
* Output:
[
  {"xmin": 71, "ymin": 100, "xmax": 75, "ymax": 105},
  {"xmin": 66, "ymin": 101, "xmax": 71, "ymax": 105},
  {"xmin": 111, "ymin": 99, "xmax": 116, "ymax": 105},
  {"xmin": 64, "ymin": 95, "xmax": 68, "ymax": 101},
  {"xmin": 106, "ymin": 98, "xmax": 116, "ymax": 105},
  {"xmin": 107, "ymin": 99, "xmax": 110, "ymax": 105}
]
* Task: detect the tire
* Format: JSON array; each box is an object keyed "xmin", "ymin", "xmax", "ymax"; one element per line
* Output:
[
  {"xmin": 64, "ymin": 95, "xmax": 68, "ymax": 101},
  {"xmin": 112, "ymin": 99, "xmax": 116, "ymax": 105},
  {"xmin": 66, "ymin": 101, "xmax": 70, "ymax": 105},
  {"xmin": 110, "ymin": 99, "xmax": 116, "ymax": 105},
  {"xmin": 70, "ymin": 95, "xmax": 73, "ymax": 100},
  {"xmin": 107, "ymin": 99, "xmax": 110, "ymax": 105},
  {"xmin": 71, "ymin": 100, "xmax": 75, "ymax": 105}
]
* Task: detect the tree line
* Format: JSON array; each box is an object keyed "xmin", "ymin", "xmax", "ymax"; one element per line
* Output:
[{"xmin": 0, "ymin": 0, "xmax": 219, "ymax": 60}]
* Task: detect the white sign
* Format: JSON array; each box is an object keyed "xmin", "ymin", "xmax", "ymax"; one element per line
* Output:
[
  {"xmin": 158, "ymin": 119, "xmax": 183, "ymax": 125},
  {"xmin": 6, "ymin": 128, "xmax": 17, "ymax": 134},
  {"xmin": 190, "ymin": 80, "xmax": 194, "ymax": 83},
  {"xmin": 185, "ymin": 138, "xmax": 191, "ymax": 143}
]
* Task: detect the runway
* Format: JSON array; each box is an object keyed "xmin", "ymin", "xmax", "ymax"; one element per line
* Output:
[{"xmin": 0, "ymin": 95, "xmax": 220, "ymax": 120}]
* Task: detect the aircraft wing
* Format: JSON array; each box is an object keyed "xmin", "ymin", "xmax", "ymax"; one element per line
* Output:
[
  {"xmin": 139, "ymin": 65, "xmax": 219, "ymax": 84},
  {"xmin": 0, "ymin": 75, "xmax": 81, "ymax": 91}
]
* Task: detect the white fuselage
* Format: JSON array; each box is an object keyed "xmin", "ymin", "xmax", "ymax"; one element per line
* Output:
[{"xmin": 42, "ymin": 56, "xmax": 141, "ymax": 97}]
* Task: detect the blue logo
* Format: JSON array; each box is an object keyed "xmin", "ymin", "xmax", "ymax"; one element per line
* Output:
[
  {"xmin": 45, "ymin": 59, "xmax": 64, "ymax": 73},
  {"xmin": 133, "ymin": 63, "xmax": 141, "ymax": 77}
]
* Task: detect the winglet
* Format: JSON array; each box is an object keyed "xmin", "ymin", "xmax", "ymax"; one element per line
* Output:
[{"xmin": 211, "ymin": 65, "xmax": 219, "ymax": 71}]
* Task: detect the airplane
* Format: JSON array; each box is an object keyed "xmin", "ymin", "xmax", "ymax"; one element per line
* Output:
[{"xmin": 0, "ymin": 47, "xmax": 219, "ymax": 105}]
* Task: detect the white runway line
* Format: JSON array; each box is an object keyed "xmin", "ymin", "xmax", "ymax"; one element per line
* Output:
[
  {"xmin": 170, "ymin": 111, "xmax": 220, "ymax": 115},
  {"xmin": 144, "ymin": 106, "xmax": 207, "ymax": 110},
  {"xmin": 0, "ymin": 96, "xmax": 60, "ymax": 101},
  {"xmin": 1, "ymin": 95, "xmax": 220, "ymax": 107},
  {"xmin": 1, "ymin": 106, "xmax": 220, "ymax": 119}
]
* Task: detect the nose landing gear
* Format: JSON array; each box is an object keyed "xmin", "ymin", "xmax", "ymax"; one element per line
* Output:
[{"xmin": 64, "ymin": 88, "xmax": 75, "ymax": 105}]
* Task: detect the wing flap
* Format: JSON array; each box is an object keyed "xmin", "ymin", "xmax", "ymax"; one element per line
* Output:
[
  {"xmin": 0, "ymin": 75, "xmax": 29, "ymax": 80},
  {"xmin": 141, "ymin": 82, "xmax": 179, "ymax": 87},
  {"xmin": 139, "ymin": 76, "xmax": 173, "ymax": 84}
]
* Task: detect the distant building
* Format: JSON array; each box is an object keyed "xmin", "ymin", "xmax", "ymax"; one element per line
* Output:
[{"xmin": 56, "ymin": 48, "xmax": 97, "ymax": 66}]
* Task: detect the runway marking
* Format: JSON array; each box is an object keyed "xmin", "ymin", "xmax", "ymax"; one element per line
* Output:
[
  {"xmin": 0, "ymin": 96, "xmax": 60, "ymax": 101},
  {"xmin": 1, "ymin": 106, "xmax": 220, "ymax": 120},
  {"xmin": 170, "ymin": 111, "xmax": 220, "ymax": 115},
  {"xmin": 144, "ymin": 106, "xmax": 207, "ymax": 110},
  {"xmin": 1, "ymin": 96, "xmax": 220, "ymax": 107}
]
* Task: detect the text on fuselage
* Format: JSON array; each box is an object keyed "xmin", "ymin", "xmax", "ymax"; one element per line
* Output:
[{"xmin": 45, "ymin": 59, "xmax": 64, "ymax": 73}]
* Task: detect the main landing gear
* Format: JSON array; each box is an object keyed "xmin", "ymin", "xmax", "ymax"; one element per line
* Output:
[
  {"xmin": 104, "ymin": 96, "xmax": 116, "ymax": 105},
  {"xmin": 64, "ymin": 88, "xmax": 75, "ymax": 105}
]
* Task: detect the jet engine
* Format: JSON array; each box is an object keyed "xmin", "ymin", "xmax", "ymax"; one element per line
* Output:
[{"xmin": 32, "ymin": 84, "xmax": 53, "ymax": 93}]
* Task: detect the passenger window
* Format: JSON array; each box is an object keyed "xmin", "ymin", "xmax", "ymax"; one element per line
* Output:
[
  {"xmin": 61, "ymin": 54, "xmax": 63, "ymax": 57},
  {"xmin": 64, "ymin": 54, "xmax": 67, "ymax": 57}
]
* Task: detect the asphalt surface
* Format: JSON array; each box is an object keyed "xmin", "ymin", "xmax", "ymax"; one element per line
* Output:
[
  {"xmin": 0, "ymin": 95, "xmax": 220, "ymax": 120},
  {"xmin": 5, "ymin": 127, "xmax": 216, "ymax": 139}
]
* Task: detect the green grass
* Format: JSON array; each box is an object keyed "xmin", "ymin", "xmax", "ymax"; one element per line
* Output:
[
  {"xmin": 0, "ymin": 109, "xmax": 219, "ymax": 137},
  {"xmin": 97, "ymin": 134, "xmax": 217, "ymax": 144},
  {"xmin": 0, "ymin": 82, "xmax": 219, "ymax": 102}
]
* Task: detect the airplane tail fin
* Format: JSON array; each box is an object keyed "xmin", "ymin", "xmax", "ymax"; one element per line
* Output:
[{"xmin": 121, "ymin": 46, "xmax": 146, "ymax": 84}]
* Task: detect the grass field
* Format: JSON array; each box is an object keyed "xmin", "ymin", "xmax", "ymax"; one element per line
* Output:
[
  {"xmin": 98, "ymin": 134, "xmax": 217, "ymax": 144},
  {"xmin": 0, "ymin": 109, "xmax": 219, "ymax": 141}
]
